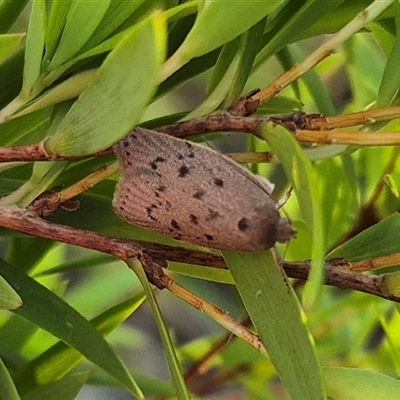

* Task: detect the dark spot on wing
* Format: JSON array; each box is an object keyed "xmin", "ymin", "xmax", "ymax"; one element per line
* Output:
[
  {"xmin": 205, "ymin": 209, "xmax": 220, "ymax": 221},
  {"xmin": 178, "ymin": 154, "xmax": 184, "ymax": 160},
  {"xmin": 146, "ymin": 204, "xmax": 158, "ymax": 221},
  {"xmin": 178, "ymin": 165, "xmax": 190, "ymax": 177},
  {"xmin": 189, "ymin": 214, "xmax": 198, "ymax": 225},
  {"xmin": 165, "ymin": 200, "xmax": 172, "ymax": 211},
  {"xmin": 238, "ymin": 218, "xmax": 249, "ymax": 231},
  {"xmin": 170, "ymin": 220, "xmax": 180, "ymax": 230},
  {"xmin": 193, "ymin": 190, "xmax": 205, "ymax": 200},
  {"xmin": 214, "ymin": 178, "xmax": 224, "ymax": 187},
  {"xmin": 150, "ymin": 156, "xmax": 166, "ymax": 170},
  {"xmin": 157, "ymin": 185, "xmax": 166, "ymax": 192},
  {"xmin": 204, "ymin": 234, "xmax": 214, "ymax": 241}
]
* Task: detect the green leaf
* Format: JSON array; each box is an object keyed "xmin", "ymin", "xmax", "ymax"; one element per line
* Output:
[
  {"xmin": 0, "ymin": 0, "xmax": 29, "ymax": 34},
  {"xmin": 17, "ymin": 291, "xmax": 146, "ymax": 394},
  {"xmin": 259, "ymin": 122, "xmax": 325, "ymax": 306},
  {"xmin": 21, "ymin": 0, "xmax": 45, "ymax": 98},
  {"xmin": 48, "ymin": 0, "xmax": 111, "ymax": 69},
  {"xmin": 162, "ymin": 0, "xmax": 285, "ymax": 79},
  {"xmin": 0, "ymin": 34, "xmax": 25, "ymax": 63},
  {"xmin": 0, "ymin": 47, "xmax": 24, "ymax": 109},
  {"xmin": 0, "ymin": 258, "xmax": 142, "ymax": 398},
  {"xmin": 0, "ymin": 356, "xmax": 21, "ymax": 400},
  {"xmin": 127, "ymin": 258, "xmax": 191, "ymax": 400},
  {"xmin": 45, "ymin": 11, "xmax": 166, "ymax": 156},
  {"xmin": 324, "ymin": 366, "xmax": 400, "ymax": 400},
  {"xmin": 21, "ymin": 371, "xmax": 91, "ymax": 400},
  {"xmin": 329, "ymin": 213, "xmax": 400, "ymax": 261},
  {"xmin": 255, "ymin": 0, "xmax": 345, "ymax": 68},
  {"xmin": 0, "ymin": 274, "xmax": 23, "ymax": 310},
  {"xmin": 43, "ymin": 0, "xmax": 72, "ymax": 64},
  {"xmin": 223, "ymin": 251, "xmax": 325, "ymax": 400},
  {"xmin": 376, "ymin": 1, "xmax": 400, "ymax": 107}
]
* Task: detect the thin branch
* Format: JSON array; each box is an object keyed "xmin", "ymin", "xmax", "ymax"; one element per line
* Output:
[
  {"xmin": 249, "ymin": 0, "xmax": 394, "ymax": 105},
  {"xmin": 0, "ymin": 206, "xmax": 399, "ymax": 302},
  {"xmin": 295, "ymin": 130, "xmax": 400, "ymax": 146}
]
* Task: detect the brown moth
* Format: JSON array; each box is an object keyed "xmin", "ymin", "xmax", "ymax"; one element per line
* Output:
[{"xmin": 113, "ymin": 128, "xmax": 296, "ymax": 252}]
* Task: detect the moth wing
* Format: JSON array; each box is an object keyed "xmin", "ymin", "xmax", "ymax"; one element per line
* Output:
[{"xmin": 113, "ymin": 128, "xmax": 283, "ymax": 251}]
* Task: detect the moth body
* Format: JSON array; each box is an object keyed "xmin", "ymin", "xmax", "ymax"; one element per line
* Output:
[{"xmin": 113, "ymin": 128, "xmax": 295, "ymax": 252}]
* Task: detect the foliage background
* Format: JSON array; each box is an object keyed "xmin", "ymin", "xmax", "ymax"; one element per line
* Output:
[{"xmin": 1, "ymin": 1, "xmax": 400, "ymax": 399}]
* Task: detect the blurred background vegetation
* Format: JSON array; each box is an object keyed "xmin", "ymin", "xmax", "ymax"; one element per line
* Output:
[{"xmin": 1, "ymin": 1, "xmax": 400, "ymax": 399}]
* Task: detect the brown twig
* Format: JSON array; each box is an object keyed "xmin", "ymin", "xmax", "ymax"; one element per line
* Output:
[{"xmin": 0, "ymin": 205, "xmax": 399, "ymax": 302}]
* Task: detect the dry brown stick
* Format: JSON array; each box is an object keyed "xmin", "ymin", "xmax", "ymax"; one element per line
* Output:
[
  {"xmin": 295, "ymin": 130, "xmax": 400, "ymax": 146},
  {"xmin": 0, "ymin": 112, "xmax": 311, "ymax": 163},
  {"xmin": 307, "ymin": 106, "xmax": 400, "ymax": 130},
  {"xmin": 0, "ymin": 205, "xmax": 399, "ymax": 302},
  {"xmin": 0, "ymin": 205, "xmax": 224, "ymax": 268}
]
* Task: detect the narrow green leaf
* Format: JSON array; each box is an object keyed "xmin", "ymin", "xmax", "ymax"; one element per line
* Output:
[
  {"xmin": 171, "ymin": 0, "xmax": 284, "ymax": 64},
  {"xmin": 329, "ymin": 213, "xmax": 400, "ymax": 261},
  {"xmin": 324, "ymin": 366, "xmax": 400, "ymax": 400},
  {"xmin": 0, "ymin": 356, "xmax": 21, "ymax": 400},
  {"xmin": 0, "ymin": 34, "xmax": 25, "ymax": 63},
  {"xmin": 0, "ymin": 273, "xmax": 23, "ymax": 310},
  {"xmin": 17, "ymin": 292, "xmax": 146, "ymax": 395},
  {"xmin": 20, "ymin": 371, "xmax": 90, "ymax": 400},
  {"xmin": 21, "ymin": 0, "xmax": 45, "ymax": 98},
  {"xmin": 0, "ymin": 0, "xmax": 29, "ymax": 34},
  {"xmin": 278, "ymin": 44, "xmax": 336, "ymax": 116},
  {"xmin": 14, "ymin": 69, "xmax": 97, "ymax": 118},
  {"xmin": 223, "ymin": 251, "xmax": 325, "ymax": 400},
  {"xmin": 255, "ymin": 0, "xmax": 345, "ymax": 68},
  {"xmin": 48, "ymin": 0, "xmax": 111, "ymax": 69},
  {"xmin": 81, "ymin": 0, "xmax": 146, "ymax": 53},
  {"xmin": 45, "ymin": 11, "xmax": 166, "ymax": 156},
  {"xmin": 0, "ymin": 47, "xmax": 24, "ymax": 109},
  {"xmin": 43, "ymin": 0, "xmax": 72, "ymax": 63},
  {"xmin": 376, "ymin": 1, "xmax": 400, "ymax": 107},
  {"xmin": 259, "ymin": 122, "xmax": 325, "ymax": 306},
  {"xmin": 127, "ymin": 258, "xmax": 191, "ymax": 400},
  {"xmin": 0, "ymin": 258, "xmax": 142, "ymax": 397}
]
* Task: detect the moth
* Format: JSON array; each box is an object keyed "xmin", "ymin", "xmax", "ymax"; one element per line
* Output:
[{"xmin": 113, "ymin": 128, "xmax": 295, "ymax": 252}]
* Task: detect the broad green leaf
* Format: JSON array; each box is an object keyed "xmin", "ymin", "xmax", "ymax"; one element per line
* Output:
[
  {"xmin": 324, "ymin": 366, "xmax": 400, "ymax": 400},
  {"xmin": 329, "ymin": 213, "xmax": 400, "ymax": 261},
  {"xmin": 45, "ymin": 11, "xmax": 166, "ymax": 156},
  {"xmin": 128, "ymin": 258, "xmax": 191, "ymax": 400},
  {"xmin": 223, "ymin": 251, "xmax": 325, "ymax": 400},
  {"xmin": 0, "ymin": 258, "xmax": 142, "ymax": 397},
  {"xmin": 0, "ymin": 273, "xmax": 23, "ymax": 310},
  {"xmin": 21, "ymin": 371, "xmax": 90, "ymax": 400},
  {"xmin": 17, "ymin": 292, "xmax": 146, "ymax": 393},
  {"xmin": 260, "ymin": 122, "xmax": 325, "ymax": 306},
  {"xmin": 162, "ymin": 0, "xmax": 285, "ymax": 79},
  {"xmin": 48, "ymin": 0, "xmax": 111, "ymax": 69},
  {"xmin": 0, "ymin": 356, "xmax": 21, "ymax": 400}
]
